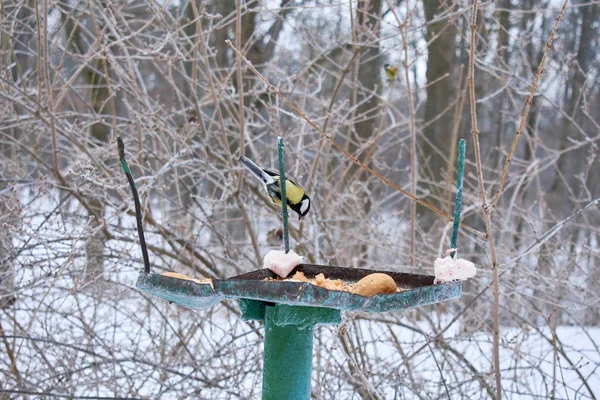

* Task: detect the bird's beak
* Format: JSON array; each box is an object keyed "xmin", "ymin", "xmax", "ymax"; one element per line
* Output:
[{"xmin": 298, "ymin": 215, "xmax": 303, "ymax": 221}]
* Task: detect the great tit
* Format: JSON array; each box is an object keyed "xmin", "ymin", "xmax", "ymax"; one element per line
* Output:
[
  {"xmin": 238, "ymin": 156, "xmax": 311, "ymax": 220},
  {"xmin": 384, "ymin": 64, "xmax": 398, "ymax": 81}
]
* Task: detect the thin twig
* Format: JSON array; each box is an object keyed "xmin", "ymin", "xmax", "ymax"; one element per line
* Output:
[
  {"xmin": 307, "ymin": 47, "xmax": 361, "ymax": 193},
  {"xmin": 236, "ymin": 0, "xmax": 245, "ymax": 159},
  {"xmin": 233, "ymin": 193, "xmax": 263, "ymax": 266},
  {"xmin": 192, "ymin": 0, "xmax": 232, "ymax": 165},
  {"xmin": 492, "ymin": 0, "xmax": 569, "ymax": 207},
  {"xmin": 89, "ymin": 7, "xmax": 118, "ymax": 149},
  {"xmin": 0, "ymin": 320, "xmax": 22, "ymax": 387},
  {"xmin": 0, "ymin": 389, "xmax": 139, "ymax": 400},
  {"xmin": 385, "ymin": 0, "xmax": 418, "ymax": 265},
  {"xmin": 467, "ymin": 1, "xmax": 501, "ymax": 397},
  {"xmin": 34, "ymin": 0, "xmax": 42, "ymax": 107},
  {"xmin": 42, "ymin": 0, "xmax": 59, "ymax": 176},
  {"xmin": 509, "ymin": 197, "xmax": 600, "ymax": 265},
  {"xmin": 402, "ymin": 17, "xmax": 417, "ymax": 267},
  {"xmin": 225, "ymin": 39, "xmax": 485, "ymax": 239}
]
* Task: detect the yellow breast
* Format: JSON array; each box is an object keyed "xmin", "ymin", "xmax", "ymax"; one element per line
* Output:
[{"xmin": 285, "ymin": 180, "xmax": 304, "ymax": 204}]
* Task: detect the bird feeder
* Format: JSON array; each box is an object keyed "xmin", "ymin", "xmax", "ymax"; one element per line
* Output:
[{"xmin": 118, "ymin": 137, "xmax": 468, "ymax": 400}]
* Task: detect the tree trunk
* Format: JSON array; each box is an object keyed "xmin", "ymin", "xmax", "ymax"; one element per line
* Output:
[
  {"xmin": 350, "ymin": 0, "xmax": 382, "ymax": 164},
  {"xmin": 84, "ymin": 60, "xmax": 112, "ymax": 282},
  {"xmin": 343, "ymin": 0, "xmax": 382, "ymax": 266},
  {"xmin": 422, "ymin": 0, "xmax": 457, "ymax": 201},
  {"xmin": 0, "ymin": 195, "xmax": 17, "ymax": 309},
  {"xmin": 0, "ymin": 0, "xmax": 36, "ymax": 307},
  {"xmin": 65, "ymin": 8, "xmax": 112, "ymax": 282}
]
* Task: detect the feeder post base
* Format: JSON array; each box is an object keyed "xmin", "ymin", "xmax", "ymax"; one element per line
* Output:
[
  {"xmin": 239, "ymin": 300, "xmax": 341, "ymax": 400},
  {"xmin": 263, "ymin": 306, "xmax": 313, "ymax": 400}
]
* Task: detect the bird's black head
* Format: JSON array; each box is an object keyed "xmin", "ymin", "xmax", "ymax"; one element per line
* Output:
[
  {"xmin": 384, "ymin": 63, "xmax": 391, "ymax": 70},
  {"xmin": 291, "ymin": 194, "xmax": 311, "ymax": 220}
]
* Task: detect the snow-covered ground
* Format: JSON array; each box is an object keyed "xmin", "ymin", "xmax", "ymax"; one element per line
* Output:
[
  {"xmin": 5, "ymin": 280, "xmax": 599, "ymax": 399},
  {"xmin": 3, "ymin": 190, "xmax": 599, "ymax": 399}
]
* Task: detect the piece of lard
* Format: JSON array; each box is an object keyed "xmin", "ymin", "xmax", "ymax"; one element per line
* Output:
[
  {"xmin": 263, "ymin": 250, "xmax": 303, "ymax": 278},
  {"xmin": 434, "ymin": 255, "xmax": 476, "ymax": 284}
]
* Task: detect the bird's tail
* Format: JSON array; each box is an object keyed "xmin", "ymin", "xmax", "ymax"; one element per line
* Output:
[{"xmin": 238, "ymin": 156, "xmax": 273, "ymax": 184}]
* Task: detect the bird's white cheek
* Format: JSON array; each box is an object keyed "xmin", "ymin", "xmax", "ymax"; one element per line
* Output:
[{"xmin": 300, "ymin": 199, "xmax": 310, "ymax": 214}]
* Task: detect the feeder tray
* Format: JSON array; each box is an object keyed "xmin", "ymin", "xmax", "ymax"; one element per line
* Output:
[
  {"xmin": 119, "ymin": 137, "xmax": 469, "ymax": 400},
  {"xmin": 136, "ymin": 264, "xmax": 461, "ymax": 313}
]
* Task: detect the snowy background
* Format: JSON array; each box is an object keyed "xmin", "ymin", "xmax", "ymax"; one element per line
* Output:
[{"xmin": 1, "ymin": 0, "xmax": 599, "ymax": 398}]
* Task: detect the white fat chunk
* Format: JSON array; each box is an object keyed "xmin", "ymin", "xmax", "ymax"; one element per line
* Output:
[
  {"xmin": 434, "ymin": 255, "xmax": 477, "ymax": 284},
  {"xmin": 263, "ymin": 250, "xmax": 303, "ymax": 278}
]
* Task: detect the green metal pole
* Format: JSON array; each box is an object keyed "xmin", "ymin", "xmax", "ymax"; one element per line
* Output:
[
  {"xmin": 450, "ymin": 139, "xmax": 466, "ymax": 259},
  {"xmin": 117, "ymin": 137, "xmax": 150, "ymax": 274},
  {"xmin": 277, "ymin": 137, "xmax": 290, "ymax": 253},
  {"xmin": 262, "ymin": 305, "xmax": 313, "ymax": 400}
]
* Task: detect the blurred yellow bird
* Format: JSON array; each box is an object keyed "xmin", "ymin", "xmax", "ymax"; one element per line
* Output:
[
  {"xmin": 238, "ymin": 156, "xmax": 311, "ymax": 220},
  {"xmin": 384, "ymin": 64, "xmax": 398, "ymax": 81}
]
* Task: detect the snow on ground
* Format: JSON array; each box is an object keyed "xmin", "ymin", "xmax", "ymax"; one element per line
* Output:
[
  {"xmin": 3, "ymin": 190, "xmax": 599, "ymax": 399},
  {"xmin": 312, "ymin": 317, "xmax": 600, "ymax": 399},
  {"xmin": 6, "ymin": 271, "xmax": 599, "ymax": 399}
]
